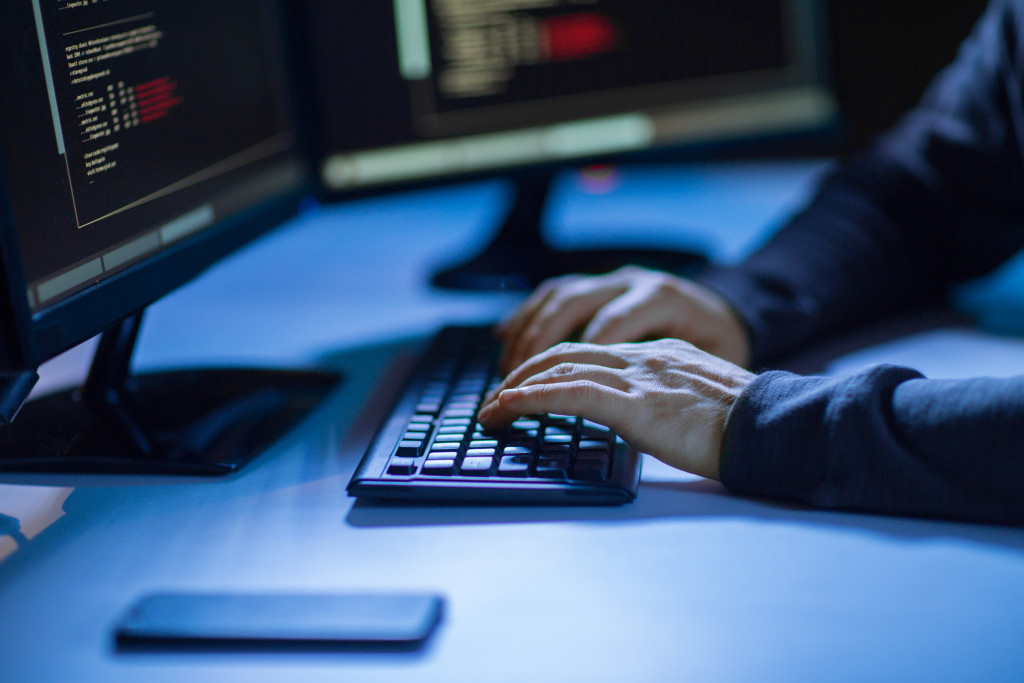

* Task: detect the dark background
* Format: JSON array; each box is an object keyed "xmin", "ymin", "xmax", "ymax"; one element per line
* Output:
[{"xmin": 828, "ymin": 0, "xmax": 991, "ymax": 152}]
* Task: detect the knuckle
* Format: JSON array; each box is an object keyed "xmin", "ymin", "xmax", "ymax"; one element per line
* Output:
[
  {"xmin": 520, "ymin": 322, "xmax": 547, "ymax": 348},
  {"xmin": 550, "ymin": 341, "xmax": 579, "ymax": 354},
  {"xmin": 549, "ymin": 362, "xmax": 578, "ymax": 378},
  {"xmin": 641, "ymin": 353, "xmax": 670, "ymax": 374},
  {"xmin": 574, "ymin": 380, "xmax": 602, "ymax": 400},
  {"xmin": 616, "ymin": 264, "xmax": 644, "ymax": 278}
]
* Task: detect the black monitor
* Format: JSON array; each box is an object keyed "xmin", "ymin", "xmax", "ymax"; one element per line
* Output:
[
  {"xmin": 0, "ymin": 0, "xmax": 836, "ymax": 474},
  {"xmin": 0, "ymin": 0, "xmax": 337, "ymax": 473},
  {"xmin": 297, "ymin": 0, "xmax": 837, "ymax": 289}
]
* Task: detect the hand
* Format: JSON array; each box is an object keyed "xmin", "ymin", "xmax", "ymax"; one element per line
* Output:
[
  {"xmin": 497, "ymin": 266, "xmax": 750, "ymax": 375},
  {"xmin": 478, "ymin": 339, "xmax": 755, "ymax": 481}
]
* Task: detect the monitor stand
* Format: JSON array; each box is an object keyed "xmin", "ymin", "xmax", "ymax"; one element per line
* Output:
[
  {"xmin": 431, "ymin": 172, "xmax": 707, "ymax": 291},
  {"xmin": 0, "ymin": 312, "xmax": 339, "ymax": 475}
]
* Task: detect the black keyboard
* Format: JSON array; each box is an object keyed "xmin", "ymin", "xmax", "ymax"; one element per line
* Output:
[{"xmin": 348, "ymin": 326, "xmax": 642, "ymax": 504}]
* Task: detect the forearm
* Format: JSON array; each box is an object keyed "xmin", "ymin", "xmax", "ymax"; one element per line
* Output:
[
  {"xmin": 720, "ymin": 367, "xmax": 1024, "ymax": 525},
  {"xmin": 697, "ymin": 156, "xmax": 950, "ymax": 367}
]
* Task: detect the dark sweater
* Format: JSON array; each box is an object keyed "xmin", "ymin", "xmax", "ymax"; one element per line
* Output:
[{"xmin": 698, "ymin": 0, "xmax": 1024, "ymax": 525}]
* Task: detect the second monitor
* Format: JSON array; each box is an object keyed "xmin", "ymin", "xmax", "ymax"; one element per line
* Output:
[{"xmin": 297, "ymin": 0, "xmax": 837, "ymax": 289}]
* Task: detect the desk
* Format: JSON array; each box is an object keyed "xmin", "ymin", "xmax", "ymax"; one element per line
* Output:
[{"xmin": 2, "ymin": 163, "xmax": 1024, "ymax": 682}]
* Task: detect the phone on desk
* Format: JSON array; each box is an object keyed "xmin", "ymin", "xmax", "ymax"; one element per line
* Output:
[{"xmin": 114, "ymin": 592, "xmax": 443, "ymax": 652}]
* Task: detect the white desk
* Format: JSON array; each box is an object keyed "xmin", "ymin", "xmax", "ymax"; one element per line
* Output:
[{"xmin": 2, "ymin": 163, "xmax": 1024, "ymax": 682}]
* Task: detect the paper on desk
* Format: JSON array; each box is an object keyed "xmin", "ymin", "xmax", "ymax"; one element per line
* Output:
[
  {"xmin": 826, "ymin": 328, "xmax": 1024, "ymax": 380},
  {"xmin": 0, "ymin": 484, "xmax": 74, "ymax": 563}
]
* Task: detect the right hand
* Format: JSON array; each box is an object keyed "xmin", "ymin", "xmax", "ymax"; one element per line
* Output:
[
  {"xmin": 480, "ymin": 338, "xmax": 756, "ymax": 481},
  {"xmin": 497, "ymin": 266, "xmax": 751, "ymax": 374}
]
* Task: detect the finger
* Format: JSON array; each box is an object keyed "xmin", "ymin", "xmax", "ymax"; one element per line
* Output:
[
  {"xmin": 580, "ymin": 283, "xmax": 670, "ymax": 345},
  {"xmin": 479, "ymin": 379, "xmax": 627, "ymax": 430},
  {"xmin": 497, "ymin": 276, "xmax": 575, "ymax": 370},
  {"xmin": 497, "ymin": 275, "xmax": 570, "ymax": 340},
  {"xmin": 498, "ymin": 360, "xmax": 631, "ymax": 404},
  {"xmin": 503, "ymin": 279, "xmax": 631, "ymax": 373},
  {"xmin": 483, "ymin": 342, "xmax": 629, "ymax": 407},
  {"xmin": 503, "ymin": 342, "xmax": 630, "ymax": 392},
  {"xmin": 478, "ymin": 365, "xmax": 624, "ymax": 426}
]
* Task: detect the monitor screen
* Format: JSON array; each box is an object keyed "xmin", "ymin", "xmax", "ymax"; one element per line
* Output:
[
  {"xmin": 300, "ymin": 0, "xmax": 837, "ymax": 194},
  {"xmin": 0, "ymin": 0, "xmax": 308, "ymax": 366},
  {"xmin": 0, "ymin": 0, "xmax": 337, "ymax": 474}
]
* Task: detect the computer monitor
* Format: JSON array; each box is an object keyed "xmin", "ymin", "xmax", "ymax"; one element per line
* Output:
[
  {"xmin": 0, "ymin": 0, "xmax": 337, "ymax": 473},
  {"xmin": 297, "ymin": 0, "xmax": 838, "ymax": 289}
]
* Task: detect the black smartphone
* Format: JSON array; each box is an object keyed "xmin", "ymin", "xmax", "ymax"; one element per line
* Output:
[{"xmin": 114, "ymin": 592, "xmax": 443, "ymax": 652}]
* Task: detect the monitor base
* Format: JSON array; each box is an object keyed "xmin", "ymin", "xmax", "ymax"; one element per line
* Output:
[
  {"xmin": 0, "ymin": 314, "xmax": 339, "ymax": 475},
  {"xmin": 431, "ymin": 172, "xmax": 707, "ymax": 292}
]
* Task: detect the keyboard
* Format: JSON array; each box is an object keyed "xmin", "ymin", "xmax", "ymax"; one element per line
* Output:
[{"xmin": 348, "ymin": 326, "xmax": 642, "ymax": 504}]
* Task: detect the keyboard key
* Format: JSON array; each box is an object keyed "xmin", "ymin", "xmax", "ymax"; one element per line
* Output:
[
  {"xmin": 534, "ymin": 459, "xmax": 568, "ymax": 479},
  {"xmin": 466, "ymin": 448, "xmax": 496, "ymax": 457},
  {"xmin": 543, "ymin": 434, "xmax": 573, "ymax": 445},
  {"xmin": 572, "ymin": 452, "xmax": 610, "ymax": 481},
  {"xmin": 388, "ymin": 457, "xmax": 418, "ymax": 475},
  {"xmin": 501, "ymin": 446, "xmax": 532, "ymax": 456},
  {"xmin": 427, "ymin": 450, "xmax": 458, "ymax": 460},
  {"xmin": 396, "ymin": 440, "xmax": 424, "ymax": 458},
  {"xmin": 540, "ymin": 444, "xmax": 571, "ymax": 458},
  {"xmin": 437, "ymin": 425, "xmax": 468, "ymax": 435},
  {"xmin": 469, "ymin": 439, "xmax": 498, "ymax": 449},
  {"xmin": 433, "ymin": 433, "xmax": 464, "ymax": 443},
  {"xmin": 421, "ymin": 459, "xmax": 456, "ymax": 475},
  {"xmin": 498, "ymin": 455, "xmax": 531, "ymax": 477},
  {"xmin": 461, "ymin": 456, "xmax": 493, "ymax": 475}
]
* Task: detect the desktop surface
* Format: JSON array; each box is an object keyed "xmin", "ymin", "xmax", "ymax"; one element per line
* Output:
[{"xmin": 2, "ymin": 162, "xmax": 1024, "ymax": 682}]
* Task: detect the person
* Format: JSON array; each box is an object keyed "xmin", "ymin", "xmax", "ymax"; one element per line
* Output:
[{"xmin": 477, "ymin": 0, "xmax": 1024, "ymax": 526}]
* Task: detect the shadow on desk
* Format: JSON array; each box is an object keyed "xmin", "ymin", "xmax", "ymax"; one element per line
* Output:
[{"xmin": 346, "ymin": 477, "xmax": 1024, "ymax": 554}]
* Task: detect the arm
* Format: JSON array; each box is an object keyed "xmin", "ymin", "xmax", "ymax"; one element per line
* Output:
[
  {"xmin": 723, "ymin": 367, "xmax": 1024, "ymax": 525},
  {"xmin": 482, "ymin": 1, "xmax": 1024, "ymax": 525},
  {"xmin": 479, "ymin": 340, "xmax": 1024, "ymax": 525},
  {"xmin": 698, "ymin": 0, "xmax": 1024, "ymax": 367}
]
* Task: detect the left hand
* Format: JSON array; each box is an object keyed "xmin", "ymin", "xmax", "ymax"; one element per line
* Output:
[{"xmin": 477, "ymin": 339, "xmax": 756, "ymax": 481}]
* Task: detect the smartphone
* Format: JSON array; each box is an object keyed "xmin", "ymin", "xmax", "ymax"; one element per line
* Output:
[{"xmin": 114, "ymin": 592, "xmax": 443, "ymax": 652}]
